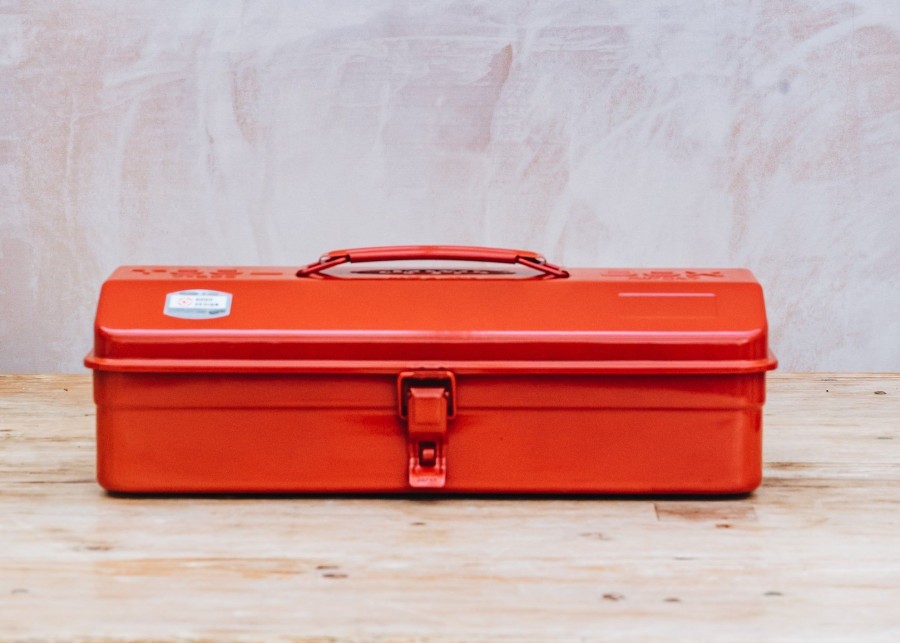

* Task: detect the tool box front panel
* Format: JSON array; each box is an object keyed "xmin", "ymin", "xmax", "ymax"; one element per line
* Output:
[{"xmin": 95, "ymin": 371, "xmax": 763, "ymax": 494}]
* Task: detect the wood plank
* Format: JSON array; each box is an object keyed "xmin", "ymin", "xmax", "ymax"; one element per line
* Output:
[{"xmin": 1, "ymin": 374, "xmax": 899, "ymax": 641}]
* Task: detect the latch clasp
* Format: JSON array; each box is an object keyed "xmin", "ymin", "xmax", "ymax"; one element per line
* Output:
[{"xmin": 397, "ymin": 371, "xmax": 456, "ymax": 488}]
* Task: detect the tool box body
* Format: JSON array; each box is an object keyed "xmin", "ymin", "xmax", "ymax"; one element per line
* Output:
[{"xmin": 86, "ymin": 246, "xmax": 776, "ymax": 494}]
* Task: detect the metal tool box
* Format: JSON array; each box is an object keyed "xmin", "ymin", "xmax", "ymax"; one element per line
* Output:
[{"xmin": 85, "ymin": 245, "xmax": 777, "ymax": 494}]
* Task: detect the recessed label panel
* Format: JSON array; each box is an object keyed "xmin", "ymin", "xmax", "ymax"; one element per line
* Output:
[{"xmin": 617, "ymin": 292, "xmax": 718, "ymax": 318}]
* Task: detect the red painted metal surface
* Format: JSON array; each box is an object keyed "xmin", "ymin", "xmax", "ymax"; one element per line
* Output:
[{"xmin": 86, "ymin": 246, "xmax": 777, "ymax": 494}]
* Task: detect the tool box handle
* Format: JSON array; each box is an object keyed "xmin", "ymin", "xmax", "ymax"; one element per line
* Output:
[{"xmin": 297, "ymin": 245, "xmax": 569, "ymax": 278}]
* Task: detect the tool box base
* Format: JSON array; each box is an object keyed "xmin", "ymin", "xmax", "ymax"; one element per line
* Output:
[{"xmin": 94, "ymin": 371, "xmax": 765, "ymax": 495}]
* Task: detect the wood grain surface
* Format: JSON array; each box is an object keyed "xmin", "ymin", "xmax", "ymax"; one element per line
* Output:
[{"xmin": 1, "ymin": 374, "xmax": 898, "ymax": 641}]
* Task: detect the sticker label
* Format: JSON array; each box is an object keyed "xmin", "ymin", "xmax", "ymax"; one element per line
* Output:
[{"xmin": 164, "ymin": 290, "xmax": 232, "ymax": 319}]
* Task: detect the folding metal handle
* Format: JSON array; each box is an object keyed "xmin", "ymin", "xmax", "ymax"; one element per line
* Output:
[{"xmin": 296, "ymin": 245, "xmax": 569, "ymax": 278}]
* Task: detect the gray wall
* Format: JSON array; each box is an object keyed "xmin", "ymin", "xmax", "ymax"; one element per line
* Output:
[{"xmin": 2, "ymin": 1, "xmax": 899, "ymax": 372}]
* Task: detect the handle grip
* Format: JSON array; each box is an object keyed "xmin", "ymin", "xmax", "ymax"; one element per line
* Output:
[{"xmin": 297, "ymin": 245, "xmax": 569, "ymax": 278}]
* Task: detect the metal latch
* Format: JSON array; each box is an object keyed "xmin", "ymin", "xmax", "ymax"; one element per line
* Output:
[{"xmin": 397, "ymin": 371, "xmax": 456, "ymax": 488}]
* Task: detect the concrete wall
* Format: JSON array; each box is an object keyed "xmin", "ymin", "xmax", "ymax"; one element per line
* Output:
[{"xmin": 2, "ymin": 1, "xmax": 899, "ymax": 372}]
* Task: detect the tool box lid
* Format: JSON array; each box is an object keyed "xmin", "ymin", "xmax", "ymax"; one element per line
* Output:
[{"xmin": 85, "ymin": 246, "xmax": 777, "ymax": 375}]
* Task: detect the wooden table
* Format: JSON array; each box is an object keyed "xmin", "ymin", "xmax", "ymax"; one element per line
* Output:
[{"xmin": 1, "ymin": 374, "xmax": 898, "ymax": 641}]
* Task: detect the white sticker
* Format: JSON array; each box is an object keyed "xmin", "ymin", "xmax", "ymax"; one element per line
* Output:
[{"xmin": 164, "ymin": 290, "xmax": 232, "ymax": 319}]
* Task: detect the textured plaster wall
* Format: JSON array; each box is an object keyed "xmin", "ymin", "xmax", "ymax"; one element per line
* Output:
[{"xmin": 1, "ymin": 0, "xmax": 899, "ymax": 372}]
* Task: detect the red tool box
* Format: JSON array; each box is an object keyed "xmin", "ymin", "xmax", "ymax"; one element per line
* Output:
[{"xmin": 85, "ymin": 246, "xmax": 777, "ymax": 494}]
